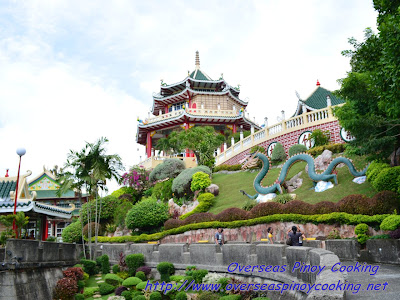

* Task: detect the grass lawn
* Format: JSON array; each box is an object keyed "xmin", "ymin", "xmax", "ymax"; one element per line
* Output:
[
  {"xmin": 209, "ymin": 153, "xmax": 376, "ymax": 213},
  {"xmin": 85, "ymin": 274, "xmax": 115, "ymax": 300}
]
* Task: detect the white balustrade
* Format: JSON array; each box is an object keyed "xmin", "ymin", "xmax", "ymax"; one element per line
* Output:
[
  {"xmin": 243, "ymin": 136, "xmax": 252, "ymax": 147},
  {"xmin": 269, "ymin": 123, "xmax": 282, "ymax": 135},
  {"xmin": 234, "ymin": 143, "xmax": 241, "ymax": 153},
  {"xmin": 226, "ymin": 148, "xmax": 233, "ymax": 157},
  {"xmin": 254, "ymin": 129, "xmax": 265, "ymax": 141}
]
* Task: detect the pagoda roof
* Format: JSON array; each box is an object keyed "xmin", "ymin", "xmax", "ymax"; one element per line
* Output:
[
  {"xmin": 0, "ymin": 200, "xmax": 72, "ymax": 219},
  {"xmin": 189, "ymin": 68, "xmax": 212, "ymax": 81},
  {"xmin": 0, "ymin": 180, "xmax": 16, "ymax": 201},
  {"xmin": 292, "ymin": 85, "xmax": 345, "ymax": 117}
]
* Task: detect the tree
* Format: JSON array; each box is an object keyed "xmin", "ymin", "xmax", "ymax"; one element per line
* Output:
[{"xmin": 335, "ymin": 1, "xmax": 400, "ymax": 163}]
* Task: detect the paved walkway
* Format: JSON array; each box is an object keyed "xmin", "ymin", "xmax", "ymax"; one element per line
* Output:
[{"xmin": 342, "ymin": 261, "xmax": 400, "ymax": 299}]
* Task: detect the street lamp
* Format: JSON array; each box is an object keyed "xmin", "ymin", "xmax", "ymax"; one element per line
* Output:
[{"xmin": 13, "ymin": 148, "xmax": 26, "ymax": 238}]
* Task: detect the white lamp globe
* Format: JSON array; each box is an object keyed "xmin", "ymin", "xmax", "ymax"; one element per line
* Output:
[{"xmin": 16, "ymin": 148, "xmax": 26, "ymax": 156}]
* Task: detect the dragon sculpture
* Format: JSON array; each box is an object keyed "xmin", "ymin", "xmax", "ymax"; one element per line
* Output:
[{"xmin": 240, "ymin": 152, "xmax": 368, "ymax": 200}]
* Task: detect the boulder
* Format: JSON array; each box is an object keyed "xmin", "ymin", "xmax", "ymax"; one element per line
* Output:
[
  {"xmin": 306, "ymin": 149, "xmax": 332, "ymax": 173},
  {"xmin": 283, "ymin": 171, "xmax": 303, "ymax": 193},
  {"xmin": 389, "ymin": 147, "xmax": 400, "ymax": 167},
  {"xmin": 168, "ymin": 198, "xmax": 199, "ymax": 217},
  {"xmin": 205, "ymin": 183, "xmax": 219, "ymax": 196}
]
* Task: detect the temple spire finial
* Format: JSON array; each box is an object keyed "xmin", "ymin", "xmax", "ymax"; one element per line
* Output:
[
  {"xmin": 195, "ymin": 50, "xmax": 200, "ymax": 70},
  {"xmin": 316, "ymin": 79, "xmax": 321, "ymax": 86}
]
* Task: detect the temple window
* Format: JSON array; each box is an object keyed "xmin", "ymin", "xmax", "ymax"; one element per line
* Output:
[{"xmin": 169, "ymin": 101, "xmax": 185, "ymax": 112}]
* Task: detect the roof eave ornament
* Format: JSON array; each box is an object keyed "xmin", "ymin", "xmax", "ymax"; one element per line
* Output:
[{"xmin": 195, "ymin": 50, "xmax": 200, "ymax": 70}]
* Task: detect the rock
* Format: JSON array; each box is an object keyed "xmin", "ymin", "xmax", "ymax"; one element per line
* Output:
[
  {"xmin": 389, "ymin": 147, "xmax": 400, "ymax": 166},
  {"xmin": 168, "ymin": 198, "xmax": 199, "ymax": 217},
  {"xmin": 256, "ymin": 193, "xmax": 276, "ymax": 203},
  {"xmin": 306, "ymin": 149, "xmax": 332, "ymax": 173},
  {"xmin": 205, "ymin": 184, "xmax": 219, "ymax": 196},
  {"xmin": 283, "ymin": 171, "xmax": 303, "ymax": 192}
]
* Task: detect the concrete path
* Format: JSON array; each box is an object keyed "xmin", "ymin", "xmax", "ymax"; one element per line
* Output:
[{"xmin": 342, "ymin": 261, "xmax": 400, "ymax": 299}]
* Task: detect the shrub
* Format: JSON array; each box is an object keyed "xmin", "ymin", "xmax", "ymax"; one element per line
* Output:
[
  {"xmin": 176, "ymin": 292, "xmax": 188, "ymax": 300},
  {"xmin": 157, "ymin": 262, "xmax": 175, "ymax": 282},
  {"xmin": 136, "ymin": 281, "xmax": 147, "ymax": 291},
  {"xmin": 53, "ymin": 277, "xmax": 78, "ymax": 300},
  {"xmin": 121, "ymin": 290, "xmax": 132, "ymax": 300},
  {"xmin": 307, "ymin": 143, "xmax": 345, "ymax": 156},
  {"xmin": 99, "ymin": 255, "xmax": 110, "ymax": 274},
  {"xmin": 172, "ymin": 166, "xmax": 212, "ymax": 196},
  {"xmin": 373, "ymin": 166, "xmax": 400, "ymax": 192},
  {"xmin": 242, "ymin": 199, "xmax": 257, "ymax": 211},
  {"xmin": 284, "ymin": 200, "xmax": 314, "ymax": 215},
  {"xmin": 366, "ymin": 162, "xmax": 391, "ymax": 183},
  {"xmin": 183, "ymin": 213, "xmax": 215, "ymax": 225},
  {"xmin": 219, "ymin": 296, "xmax": 242, "ymax": 300},
  {"xmin": 98, "ymin": 282, "xmax": 115, "ymax": 295},
  {"xmin": 83, "ymin": 287, "xmax": 99, "ymax": 298},
  {"xmin": 82, "ymin": 222, "xmax": 103, "ymax": 238},
  {"xmin": 271, "ymin": 142, "xmax": 286, "ymax": 162},
  {"xmin": 112, "ymin": 264, "xmax": 120, "ymax": 274},
  {"xmin": 249, "ymin": 202, "xmax": 283, "ymax": 218},
  {"xmin": 215, "ymin": 208, "xmax": 248, "ymax": 222},
  {"xmin": 122, "ymin": 277, "xmax": 142, "ymax": 288},
  {"xmin": 125, "ymin": 254, "xmax": 145, "ymax": 276},
  {"xmin": 198, "ymin": 292, "xmax": 220, "ymax": 300},
  {"xmin": 111, "ymin": 187, "xmax": 136, "ymax": 201},
  {"xmin": 312, "ymin": 201, "xmax": 337, "ymax": 214},
  {"xmin": 149, "ymin": 159, "xmax": 186, "ymax": 182},
  {"xmin": 75, "ymin": 294, "xmax": 84, "ymax": 300},
  {"xmin": 380, "ymin": 215, "xmax": 400, "ymax": 231},
  {"xmin": 135, "ymin": 271, "xmax": 146, "ymax": 281},
  {"xmin": 63, "ymin": 267, "xmax": 84, "ymax": 281},
  {"xmin": 133, "ymin": 296, "xmax": 146, "ymax": 300},
  {"xmin": 113, "ymin": 201, "xmax": 134, "ymax": 228},
  {"xmin": 309, "ymin": 129, "xmax": 330, "ymax": 147},
  {"xmin": 213, "ymin": 164, "xmax": 242, "ymax": 172},
  {"xmin": 179, "ymin": 193, "xmax": 215, "ymax": 220},
  {"xmin": 326, "ymin": 229, "xmax": 342, "ymax": 239},
  {"xmin": 273, "ymin": 194, "xmax": 293, "ymax": 204},
  {"xmin": 289, "ymin": 144, "xmax": 308, "ymax": 157},
  {"xmin": 125, "ymin": 198, "xmax": 169, "ymax": 230},
  {"xmin": 116, "ymin": 271, "xmax": 129, "ymax": 280},
  {"xmin": 136, "ymin": 266, "xmax": 152, "ymax": 276},
  {"xmin": 170, "ymin": 275, "xmax": 185, "ymax": 282},
  {"xmin": 80, "ymin": 259, "xmax": 97, "ymax": 276},
  {"xmin": 369, "ymin": 234, "xmax": 390, "ymax": 239},
  {"xmin": 77, "ymin": 280, "xmax": 85, "ymax": 291},
  {"xmin": 250, "ymin": 145, "xmax": 266, "ymax": 154},
  {"xmin": 357, "ymin": 233, "xmax": 369, "ymax": 245},
  {"xmin": 164, "ymin": 219, "xmax": 185, "ymax": 230},
  {"xmin": 115, "ymin": 286, "xmax": 128, "ymax": 296},
  {"xmin": 149, "ymin": 292, "xmax": 162, "ymax": 300},
  {"xmin": 337, "ymin": 194, "xmax": 371, "ymax": 215},
  {"xmin": 192, "ymin": 269, "xmax": 208, "ymax": 283},
  {"xmin": 152, "ymin": 179, "xmax": 173, "ymax": 202},
  {"xmin": 83, "ymin": 272, "xmax": 89, "ymax": 281},
  {"xmin": 122, "ymin": 166, "xmax": 153, "ymax": 197},
  {"xmin": 191, "ymin": 172, "xmax": 211, "ymax": 192},
  {"xmin": 355, "ymin": 223, "xmax": 369, "ymax": 235},
  {"xmin": 80, "ymin": 195, "xmax": 121, "ymax": 223},
  {"xmin": 389, "ymin": 228, "xmax": 400, "ymax": 239},
  {"xmin": 369, "ymin": 191, "xmax": 399, "ymax": 215},
  {"xmin": 105, "ymin": 273, "xmax": 123, "ymax": 287},
  {"xmin": 62, "ymin": 220, "xmax": 82, "ymax": 243},
  {"xmin": 46, "ymin": 236, "xmax": 56, "ymax": 242}
]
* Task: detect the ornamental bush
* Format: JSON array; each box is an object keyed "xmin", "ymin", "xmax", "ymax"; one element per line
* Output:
[
  {"xmin": 122, "ymin": 166, "xmax": 153, "ymax": 196},
  {"xmin": 135, "ymin": 271, "xmax": 146, "ymax": 281},
  {"xmin": 366, "ymin": 162, "xmax": 391, "ymax": 183},
  {"xmin": 112, "ymin": 264, "xmax": 120, "ymax": 274},
  {"xmin": 53, "ymin": 277, "xmax": 78, "ymax": 300},
  {"xmin": 62, "ymin": 220, "xmax": 82, "ymax": 243},
  {"xmin": 355, "ymin": 223, "xmax": 369, "ymax": 235},
  {"xmin": 271, "ymin": 143, "xmax": 286, "ymax": 162},
  {"xmin": 373, "ymin": 166, "xmax": 400, "ymax": 192},
  {"xmin": 389, "ymin": 228, "xmax": 400, "ymax": 239},
  {"xmin": 164, "ymin": 219, "xmax": 185, "ymax": 230},
  {"xmin": 80, "ymin": 195, "xmax": 121, "ymax": 223},
  {"xmin": 192, "ymin": 269, "xmax": 208, "ymax": 283},
  {"xmin": 380, "ymin": 215, "xmax": 400, "ymax": 231},
  {"xmin": 309, "ymin": 129, "xmax": 330, "ymax": 147},
  {"xmin": 116, "ymin": 271, "xmax": 129, "ymax": 280},
  {"xmin": 136, "ymin": 266, "xmax": 152, "ymax": 276},
  {"xmin": 63, "ymin": 267, "xmax": 84, "ymax": 281},
  {"xmin": 122, "ymin": 277, "xmax": 142, "ymax": 288},
  {"xmin": 113, "ymin": 201, "xmax": 134, "ymax": 228},
  {"xmin": 152, "ymin": 179, "xmax": 173, "ymax": 202},
  {"xmin": 125, "ymin": 198, "xmax": 169, "ymax": 231},
  {"xmin": 111, "ymin": 187, "xmax": 136, "ymax": 201},
  {"xmin": 369, "ymin": 191, "xmax": 399, "ymax": 215},
  {"xmin": 83, "ymin": 222, "xmax": 103, "ymax": 238},
  {"xmin": 176, "ymin": 292, "xmax": 188, "ymax": 300},
  {"xmin": 179, "ymin": 193, "xmax": 215, "ymax": 220},
  {"xmin": 183, "ymin": 212, "xmax": 215, "ymax": 225},
  {"xmin": 136, "ymin": 281, "xmax": 147, "ymax": 290},
  {"xmin": 312, "ymin": 201, "xmax": 338, "ymax": 214},
  {"xmin": 83, "ymin": 287, "xmax": 98, "ymax": 298},
  {"xmin": 273, "ymin": 194, "xmax": 294, "ymax": 204},
  {"xmin": 284, "ymin": 200, "xmax": 314, "ymax": 215},
  {"xmin": 99, "ymin": 282, "xmax": 115, "ymax": 295},
  {"xmin": 75, "ymin": 294, "xmax": 84, "ymax": 300},
  {"xmin": 191, "ymin": 172, "xmax": 211, "ymax": 192},
  {"xmin": 215, "ymin": 208, "xmax": 248, "ymax": 222},
  {"xmin": 337, "ymin": 194, "xmax": 371, "ymax": 215},
  {"xmin": 149, "ymin": 159, "xmax": 186, "ymax": 182},
  {"xmin": 289, "ymin": 144, "xmax": 308, "ymax": 157},
  {"xmin": 121, "ymin": 291, "xmax": 132, "ymax": 300},
  {"xmin": 133, "ymin": 296, "xmax": 146, "ymax": 300},
  {"xmin": 157, "ymin": 262, "xmax": 175, "ymax": 282},
  {"xmin": 249, "ymin": 202, "xmax": 283, "ymax": 218},
  {"xmin": 126, "ymin": 254, "xmax": 145, "ymax": 276},
  {"xmin": 115, "ymin": 286, "xmax": 128, "ymax": 296},
  {"xmin": 80, "ymin": 259, "xmax": 97, "ymax": 276},
  {"xmin": 219, "ymin": 295, "xmax": 242, "ymax": 300},
  {"xmin": 99, "ymin": 255, "xmax": 110, "ymax": 274},
  {"xmin": 105, "ymin": 273, "xmax": 123, "ymax": 287},
  {"xmin": 172, "ymin": 166, "xmax": 212, "ymax": 196},
  {"xmin": 307, "ymin": 143, "xmax": 345, "ymax": 157},
  {"xmin": 214, "ymin": 164, "xmax": 242, "ymax": 172},
  {"xmin": 149, "ymin": 292, "xmax": 162, "ymax": 300},
  {"xmin": 357, "ymin": 233, "xmax": 369, "ymax": 245}
]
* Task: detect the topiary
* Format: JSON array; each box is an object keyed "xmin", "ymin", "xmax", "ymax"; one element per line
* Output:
[
  {"xmin": 136, "ymin": 281, "xmax": 147, "ymax": 291},
  {"xmin": 215, "ymin": 208, "xmax": 248, "ymax": 222},
  {"xmin": 366, "ymin": 162, "xmax": 391, "ymax": 183},
  {"xmin": 157, "ymin": 262, "xmax": 175, "ymax": 282},
  {"xmin": 133, "ymin": 296, "xmax": 146, "ymax": 300},
  {"xmin": 112, "ymin": 264, "xmax": 120, "ymax": 274},
  {"xmin": 80, "ymin": 195, "xmax": 121, "ymax": 224},
  {"xmin": 183, "ymin": 212, "xmax": 215, "ymax": 225},
  {"xmin": 75, "ymin": 294, "xmax": 84, "ymax": 300},
  {"xmin": 355, "ymin": 223, "xmax": 369, "ymax": 235},
  {"xmin": 53, "ymin": 277, "xmax": 78, "ymax": 300},
  {"xmin": 170, "ymin": 275, "xmax": 185, "ymax": 282},
  {"xmin": 149, "ymin": 291, "xmax": 162, "ymax": 300},
  {"xmin": 80, "ymin": 259, "xmax": 97, "ymax": 276},
  {"xmin": 289, "ymin": 144, "xmax": 308, "ymax": 157},
  {"xmin": 136, "ymin": 266, "xmax": 151, "ymax": 276},
  {"xmin": 99, "ymin": 282, "xmax": 115, "ymax": 295},
  {"xmin": 63, "ymin": 267, "xmax": 84, "ymax": 281},
  {"xmin": 176, "ymin": 291, "xmax": 188, "ymax": 300},
  {"xmin": 116, "ymin": 271, "xmax": 129, "ymax": 280},
  {"xmin": 113, "ymin": 201, "xmax": 134, "ymax": 228},
  {"xmin": 357, "ymin": 233, "xmax": 369, "ymax": 245},
  {"xmin": 135, "ymin": 271, "xmax": 146, "ymax": 281},
  {"xmin": 271, "ymin": 142, "xmax": 286, "ymax": 162},
  {"xmin": 172, "ymin": 166, "xmax": 212, "ymax": 196},
  {"xmin": 121, "ymin": 290, "xmax": 133, "ymax": 300},
  {"xmin": 115, "ymin": 286, "xmax": 128, "ymax": 296},
  {"xmin": 83, "ymin": 287, "xmax": 99, "ymax": 298},
  {"xmin": 125, "ymin": 254, "xmax": 145, "ymax": 276},
  {"xmin": 62, "ymin": 220, "xmax": 82, "ymax": 243},
  {"xmin": 312, "ymin": 201, "xmax": 337, "ymax": 214},
  {"xmin": 100, "ymin": 255, "xmax": 110, "ymax": 274},
  {"xmin": 125, "ymin": 198, "xmax": 169, "ymax": 231},
  {"xmin": 149, "ymin": 159, "xmax": 186, "ymax": 182},
  {"xmin": 152, "ymin": 179, "xmax": 173, "ymax": 202},
  {"xmin": 105, "ymin": 273, "xmax": 123, "ymax": 287},
  {"xmin": 373, "ymin": 166, "xmax": 400, "ymax": 192},
  {"xmin": 370, "ymin": 191, "xmax": 400, "ymax": 214},
  {"xmin": 337, "ymin": 194, "xmax": 371, "ymax": 215},
  {"xmin": 191, "ymin": 172, "xmax": 211, "ymax": 192},
  {"xmin": 380, "ymin": 215, "xmax": 400, "ymax": 231},
  {"xmin": 122, "ymin": 277, "xmax": 142, "ymax": 288},
  {"xmin": 132, "ymin": 291, "xmax": 144, "ymax": 297},
  {"xmin": 192, "ymin": 269, "xmax": 208, "ymax": 283},
  {"xmin": 249, "ymin": 202, "xmax": 283, "ymax": 218},
  {"xmin": 164, "ymin": 219, "xmax": 185, "ymax": 230}
]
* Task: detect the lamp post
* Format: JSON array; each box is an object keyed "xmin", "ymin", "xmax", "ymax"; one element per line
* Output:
[{"xmin": 13, "ymin": 148, "xmax": 26, "ymax": 238}]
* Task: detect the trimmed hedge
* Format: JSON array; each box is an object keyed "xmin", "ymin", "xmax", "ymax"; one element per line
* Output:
[
  {"xmin": 157, "ymin": 262, "xmax": 175, "ymax": 282},
  {"xmin": 289, "ymin": 144, "xmax": 307, "ymax": 157},
  {"xmin": 126, "ymin": 254, "xmax": 145, "ymax": 276},
  {"xmin": 179, "ymin": 193, "xmax": 215, "ymax": 220},
  {"xmin": 307, "ymin": 143, "xmax": 346, "ymax": 157},
  {"xmin": 214, "ymin": 164, "xmax": 242, "ymax": 172},
  {"xmin": 149, "ymin": 158, "xmax": 186, "ymax": 182},
  {"xmin": 191, "ymin": 172, "xmax": 211, "ymax": 192},
  {"xmin": 172, "ymin": 166, "xmax": 212, "ymax": 196},
  {"xmin": 373, "ymin": 166, "xmax": 400, "ymax": 192},
  {"xmin": 62, "ymin": 220, "xmax": 82, "ymax": 243},
  {"xmin": 125, "ymin": 198, "xmax": 169, "ymax": 230},
  {"xmin": 104, "ymin": 273, "xmax": 123, "ymax": 286},
  {"xmin": 215, "ymin": 208, "xmax": 248, "ymax": 222},
  {"xmin": 271, "ymin": 142, "xmax": 286, "ymax": 162},
  {"xmin": 366, "ymin": 162, "xmax": 391, "ymax": 183},
  {"xmin": 80, "ymin": 259, "xmax": 97, "ymax": 276},
  {"xmin": 98, "ymin": 282, "xmax": 115, "ymax": 295},
  {"xmin": 380, "ymin": 215, "xmax": 400, "ymax": 231},
  {"xmin": 122, "ymin": 277, "xmax": 142, "ymax": 288}
]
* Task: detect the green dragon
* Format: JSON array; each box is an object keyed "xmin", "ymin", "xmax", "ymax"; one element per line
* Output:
[{"xmin": 240, "ymin": 152, "xmax": 368, "ymax": 199}]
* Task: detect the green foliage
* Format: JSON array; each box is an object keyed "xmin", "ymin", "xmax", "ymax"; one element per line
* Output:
[
  {"xmin": 149, "ymin": 159, "xmax": 186, "ymax": 182},
  {"xmin": 80, "ymin": 195, "xmax": 121, "ymax": 224},
  {"xmin": 242, "ymin": 199, "xmax": 257, "ymax": 211},
  {"xmin": 380, "ymin": 215, "xmax": 400, "ymax": 231},
  {"xmin": 289, "ymin": 144, "xmax": 308, "ymax": 157},
  {"xmin": 191, "ymin": 172, "xmax": 211, "ymax": 192},
  {"xmin": 122, "ymin": 276, "xmax": 142, "ymax": 288},
  {"xmin": 83, "ymin": 222, "xmax": 103, "ymax": 238},
  {"xmin": 121, "ymin": 290, "xmax": 132, "ymax": 300},
  {"xmin": 116, "ymin": 271, "xmax": 129, "ymax": 280},
  {"xmin": 105, "ymin": 273, "xmax": 123, "ymax": 287},
  {"xmin": 80, "ymin": 259, "xmax": 97, "ymax": 276},
  {"xmin": 149, "ymin": 292, "xmax": 162, "ymax": 300},
  {"xmin": 99, "ymin": 255, "xmax": 110, "ymax": 274},
  {"xmin": 176, "ymin": 291, "xmax": 188, "ymax": 300},
  {"xmin": 271, "ymin": 142, "xmax": 286, "ymax": 162},
  {"xmin": 83, "ymin": 287, "xmax": 99, "ymax": 298},
  {"xmin": 326, "ymin": 229, "xmax": 342, "ymax": 239},
  {"xmin": 369, "ymin": 234, "xmax": 390, "ymax": 240},
  {"xmin": 172, "ymin": 166, "xmax": 212, "ymax": 196},
  {"xmin": 373, "ymin": 166, "xmax": 400, "ymax": 192},
  {"xmin": 213, "ymin": 164, "xmax": 242, "ymax": 172},
  {"xmin": 250, "ymin": 145, "xmax": 266, "ymax": 154},
  {"xmin": 152, "ymin": 179, "xmax": 173, "ymax": 202},
  {"xmin": 46, "ymin": 236, "xmax": 56, "ymax": 242},
  {"xmin": 106, "ymin": 223, "xmax": 117, "ymax": 234},
  {"xmin": 54, "ymin": 277, "xmax": 78, "ymax": 300},
  {"xmin": 133, "ymin": 296, "xmax": 146, "ymax": 300},
  {"xmin": 366, "ymin": 162, "xmax": 391, "ymax": 183},
  {"xmin": 357, "ymin": 233, "xmax": 369, "ymax": 245},
  {"xmin": 157, "ymin": 262, "xmax": 175, "ymax": 282},
  {"xmin": 135, "ymin": 271, "xmax": 146, "ymax": 281},
  {"xmin": 307, "ymin": 143, "xmax": 346, "ymax": 157},
  {"xmin": 112, "ymin": 264, "xmax": 120, "ymax": 274},
  {"xmin": 192, "ymin": 269, "xmax": 208, "ymax": 283},
  {"xmin": 198, "ymin": 292, "xmax": 220, "ymax": 300},
  {"xmin": 125, "ymin": 254, "xmax": 145, "ymax": 276},
  {"xmin": 355, "ymin": 223, "xmax": 369, "ymax": 235},
  {"xmin": 170, "ymin": 275, "xmax": 185, "ymax": 282},
  {"xmin": 309, "ymin": 129, "xmax": 330, "ymax": 147},
  {"xmin": 113, "ymin": 201, "xmax": 134, "ymax": 228},
  {"xmin": 179, "ymin": 193, "xmax": 215, "ymax": 220},
  {"xmin": 273, "ymin": 194, "xmax": 293, "ymax": 204},
  {"xmin": 111, "ymin": 187, "xmax": 136, "ymax": 200},
  {"xmin": 75, "ymin": 293, "xmax": 85, "ymax": 300},
  {"xmin": 253, "ymin": 298, "xmax": 271, "ymax": 300},
  {"xmin": 219, "ymin": 295, "xmax": 241, "ymax": 300},
  {"xmin": 98, "ymin": 282, "xmax": 115, "ymax": 295},
  {"xmin": 125, "ymin": 198, "xmax": 169, "ymax": 230},
  {"xmin": 136, "ymin": 281, "xmax": 147, "ymax": 290},
  {"xmin": 122, "ymin": 166, "xmax": 153, "ymax": 199}
]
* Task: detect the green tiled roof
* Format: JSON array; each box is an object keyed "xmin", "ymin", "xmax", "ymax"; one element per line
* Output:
[
  {"xmin": 0, "ymin": 181, "xmax": 16, "ymax": 201},
  {"xmin": 35, "ymin": 190, "xmax": 75, "ymax": 199},
  {"xmin": 0, "ymin": 201, "xmax": 31, "ymax": 208},
  {"xmin": 189, "ymin": 69, "xmax": 212, "ymax": 81},
  {"xmin": 303, "ymin": 87, "xmax": 345, "ymax": 109}
]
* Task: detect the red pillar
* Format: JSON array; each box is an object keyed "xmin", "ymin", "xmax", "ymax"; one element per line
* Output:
[
  {"xmin": 146, "ymin": 132, "xmax": 152, "ymax": 158},
  {"xmin": 53, "ymin": 221, "xmax": 56, "ymax": 237},
  {"xmin": 165, "ymin": 105, "xmax": 169, "ymax": 114},
  {"xmin": 185, "ymin": 123, "xmax": 190, "ymax": 157},
  {"xmin": 42, "ymin": 216, "xmax": 48, "ymax": 241},
  {"xmin": 233, "ymin": 124, "xmax": 237, "ymax": 133}
]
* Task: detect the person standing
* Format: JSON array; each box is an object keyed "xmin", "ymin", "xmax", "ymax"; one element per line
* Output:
[
  {"xmin": 215, "ymin": 228, "xmax": 224, "ymax": 246},
  {"xmin": 287, "ymin": 226, "xmax": 305, "ymax": 246},
  {"xmin": 267, "ymin": 227, "xmax": 274, "ymax": 244}
]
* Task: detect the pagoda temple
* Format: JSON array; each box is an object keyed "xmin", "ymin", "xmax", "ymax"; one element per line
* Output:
[{"xmin": 136, "ymin": 51, "xmax": 261, "ymax": 167}]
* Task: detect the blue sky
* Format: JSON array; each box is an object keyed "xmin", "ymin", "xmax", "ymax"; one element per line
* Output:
[{"xmin": 0, "ymin": 0, "xmax": 377, "ymax": 192}]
